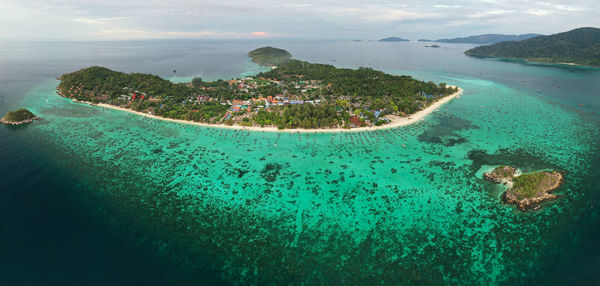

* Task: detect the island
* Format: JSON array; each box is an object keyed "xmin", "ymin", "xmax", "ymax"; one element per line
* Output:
[
  {"xmin": 248, "ymin": 47, "xmax": 292, "ymax": 67},
  {"xmin": 434, "ymin": 33, "xmax": 541, "ymax": 44},
  {"xmin": 484, "ymin": 166, "xmax": 563, "ymax": 211},
  {"xmin": 465, "ymin": 27, "xmax": 600, "ymax": 67},
  {"xmin": 378, "ymin": 37, "xmax": 410, "ymax": 42},
  {"xmin": 425, "ymin": 45, "xmax": 441, "ymax": 48},
  {"xmin": 57, "ymin": 47, "xmax": 461, "ymax": 132},
  {"xmin": 1, "ymin": 108, "xmax": 39, "ymax": 125}
]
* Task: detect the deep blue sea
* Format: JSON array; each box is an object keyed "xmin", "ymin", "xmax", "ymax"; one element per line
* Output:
[{"xmin": 1, "ymin": 39, "xmax": 599, "ymax": 285}]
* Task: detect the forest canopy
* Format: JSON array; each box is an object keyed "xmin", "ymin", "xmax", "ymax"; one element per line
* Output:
[
  {"xmin": 465, "ymin": 27, "xmax": 600, "ymax": 67},
  {"xmin": 248, "ymin": 47, "xmax": 293, "ymax": 66},
  {"xmin": 57, "ymin": 53, "xmax": 457, "ymax": 130}
]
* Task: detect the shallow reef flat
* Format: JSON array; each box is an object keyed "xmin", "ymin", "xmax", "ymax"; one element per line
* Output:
[{"xmin": 19, "ymin": 75, "xmax": 600, "ymax": 284}]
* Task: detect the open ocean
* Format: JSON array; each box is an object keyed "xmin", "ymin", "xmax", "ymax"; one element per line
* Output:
[{"xmin": 1, "ymin": 39, "xmax": 599, "ymax": 285}]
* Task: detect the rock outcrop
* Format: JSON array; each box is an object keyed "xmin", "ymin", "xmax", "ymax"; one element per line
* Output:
[
  {"xmin": 484, "ymin": 166, "xmax": 563, "ymax": 211},
  {"xmin": 483, "ymin": 165, "xmax": 516, "ymax": 185},
  {"xmin": 1, "ymin": 108, "xmax": 39, "ymax": 125}
]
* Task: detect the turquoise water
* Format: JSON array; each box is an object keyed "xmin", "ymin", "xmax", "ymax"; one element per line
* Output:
[{"xmin": 1, "ymin": 40, "xmax": 599, "ymax": 284}]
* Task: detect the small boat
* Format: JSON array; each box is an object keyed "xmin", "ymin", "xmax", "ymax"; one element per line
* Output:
[{"xmin": 401, "ymin": 144, "xmax": 406, "ymax": 148}]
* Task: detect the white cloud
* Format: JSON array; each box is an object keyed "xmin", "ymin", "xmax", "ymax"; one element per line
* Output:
[
  {"xmin": 525, "ymin": 9, "xmax": 551, "ymax": 16},
  {"xmin": 468, "ymin": 9, "xmax": 515, "ymax": 19},
  {"xmin": 434, "ymin": 5, "xmax": 461, "ymax": 8},
  {"xmin": 553, "ymin": 4, "xmax": 585, "ymax": 12},
  {"xmin": 0, "ymin": 0, "xmax": 597, "ymax": 40},
  {"xmin": 361, "ymin": 9, "xmax": 416, "ymax": 22},
  {"xmin": 94, "ymin": 29, "xmax": 285, "ymax": 39},
  {"xmin": 448, "ymin": 20, "xmax": 472, "ymax": 26},
  {"xmin": 73, "ymin": 17, "xmax": 128, "ymax": 25}
]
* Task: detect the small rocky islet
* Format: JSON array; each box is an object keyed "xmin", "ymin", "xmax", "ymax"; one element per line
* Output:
[
  {"xmin": 484, "ymin": 165, "xmax": 563, "ymax": 211},
  {"xmin": 1, "ymin": 108, "xmax": 39, "ymax": 125}
]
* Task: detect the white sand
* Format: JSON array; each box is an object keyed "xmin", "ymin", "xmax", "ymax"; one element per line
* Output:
[{"xmin": 87, "ymin": 86, "xmax": 462, "ymax": 133}]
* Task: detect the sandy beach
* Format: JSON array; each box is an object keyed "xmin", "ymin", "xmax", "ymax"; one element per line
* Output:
[{"xmin": 85, "ymin": 86, "xmax": 462, "ymax": 133}]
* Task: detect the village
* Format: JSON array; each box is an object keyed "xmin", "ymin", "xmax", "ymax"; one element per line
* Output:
[
  {"xmin": 110, "ymin": 75, "xmax": 390, "ymax": 128},
  {"xmin": 57, "ymin": 64, "xmax": 454, "ymax": 130},
  {"xmin": 218, "ymin": 77, "xmax": 325, "ymax": 121}
]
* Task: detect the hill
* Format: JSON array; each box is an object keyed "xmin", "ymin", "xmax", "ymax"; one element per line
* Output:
[
  {"xmin": 248, "ymin": 47, "xmax": 292, "ymax": 66},
  {"xmin": 435, "ymin": 33, "xmax": 541, "ymax": 44},
  {"xmin": 465, "ymin": 27, "xmax": 600, "ymax": 67},
  {"xmin": 1, "ymin": 108, "xmax": 39, "ymax": 125},
  {"xmin": 379, "ymin": 37, "xmax": 410, "ymax": 42}
]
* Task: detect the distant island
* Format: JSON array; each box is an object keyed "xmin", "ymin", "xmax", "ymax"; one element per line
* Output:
[
  {"xmin": 425, "ymin": 45, "xmax": 440, "ymax": 48},
  {"xmin": 248, "ymin": 47, "xmax": 292, "ymax": 67},
  {"xmin": 465, "ymin": 27, "xmax": 600, "ymax": 67},
  {"xmin": 1, "ymin": 108, "xmax": 39, "ymax": 125},
  {"xmin": 418, "ymin": 39, "xmax": 433, "ymax": 42},
  {"xmin": 434, "ymin": 33, "xmax": 541, "ymax": 44},
  {"xmin": 57, "ymin": 47, "xmax": 460, "ymax": 131},
  {"xmin": 379, "ymin": 37, "xmax": 410, "ymax": 42},
  {"xmin": 484, "ymin": 166, "xmax": 563, "ymax": 211}
]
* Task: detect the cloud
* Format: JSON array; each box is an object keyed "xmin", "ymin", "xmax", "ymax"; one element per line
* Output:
[
  {"xmin": 552, "ymin": 4, "xmax": 586, "ymax": 12},
  {"xmin": 73, "ymin": 17, "xmax": 128, "ymax": 25},
  {"xmin": 94, "ymin": 29, "xmax": 284, "ymax": 39},
  {"xmin": 361, "ymin": 9, "xmax": 416, "ymax": 22},
  {"xmin": 0, "ymin": 0, "xmax": 597, "ymax": 40},
  {"xmin": 467, "ymin": 9, "xmax": 515, "ymax": 19},
  {"xmin": 434, "ymin": 5, "xmax": 461, "ymax": 8},
  {"xmin": 525, "ymin": 9, "xmax": 551, "ymax": 16},
  {"xmin": 448, "ymin": 20, "xmax": 473, "ymax": 26}
]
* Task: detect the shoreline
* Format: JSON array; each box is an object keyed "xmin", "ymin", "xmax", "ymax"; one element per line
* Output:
[
  {"xmin": 1, "ymin": 116, "xmax": 40, "ymax": 125},
  {"xmin": 72, "ymin": 87, "xmax": 462, "ymax": 133},
  {"xmin": 471, "ymin": 55, "xmax": 599, "ymax": 69}
]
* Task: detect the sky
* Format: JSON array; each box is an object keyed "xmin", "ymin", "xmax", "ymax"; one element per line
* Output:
[{"xmin": 0, "ymin": 0, "xmax": 597, "ymax": 40}]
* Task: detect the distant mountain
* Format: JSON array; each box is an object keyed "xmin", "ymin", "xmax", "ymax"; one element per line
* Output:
[
  {"xmin": 435, "ymin": 33, "xmax": 542, "ymax": 44},
  {"xmin": 465, "ymin": 27, "xmax": 600, "ymax": 67},
  {"xmin": 379, "ymin": 37, "xmax": 410, "ymax": 42},
  {"xmin": 248, "ymin": 47, "xmax": 292, "ymax": 66}
]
